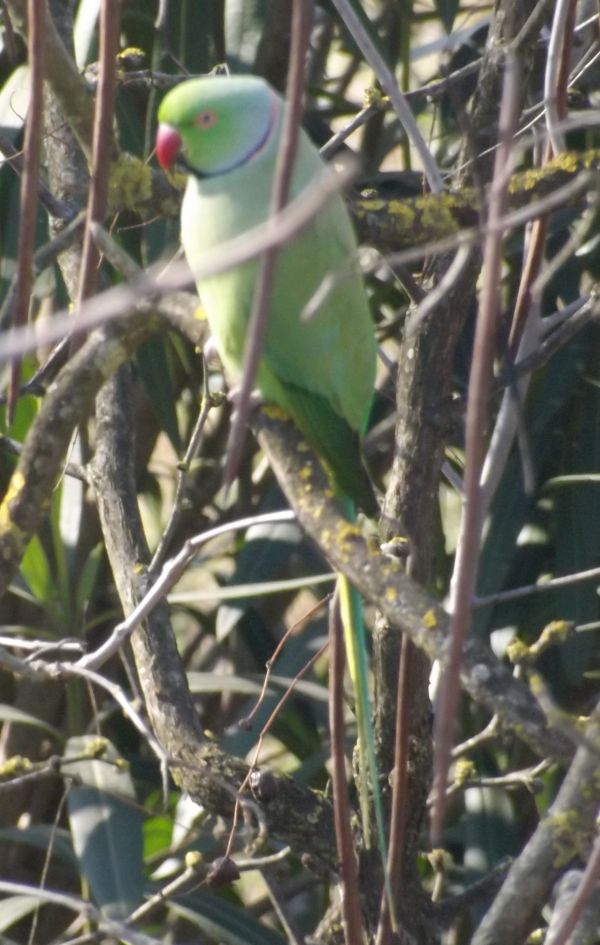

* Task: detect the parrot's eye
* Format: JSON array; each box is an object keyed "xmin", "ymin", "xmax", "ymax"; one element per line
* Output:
[{"xmin": 195, "ymin": 110, "xmax": 217, "ymax": 129}]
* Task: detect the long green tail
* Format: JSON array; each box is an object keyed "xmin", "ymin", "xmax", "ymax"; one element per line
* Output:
[{"xmin": 337, "ymin": 498, "xmax": 391, "ymax": 904}]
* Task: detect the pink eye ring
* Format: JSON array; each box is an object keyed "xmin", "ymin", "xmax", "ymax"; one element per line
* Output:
[{"xmin": 195, "ymin": 110, "xmax": 217, "ymax": 129}]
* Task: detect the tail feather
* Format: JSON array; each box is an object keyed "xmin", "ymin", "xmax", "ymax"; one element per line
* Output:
[
  {"xmin": 271, "ymin": 378, "xmax": 379, "ymax": 516},
  {"xmin": 338, "ymin": 567, "xmax": 396, "ymax": 929},
  {"xmin": 337, "ymin": 497, "xmax": 390, "ymax": 890},
  {"xmin": 338, "ymin": 572, "xmax": 380, "ymax": 849}
]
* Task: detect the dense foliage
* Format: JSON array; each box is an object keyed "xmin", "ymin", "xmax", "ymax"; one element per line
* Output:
[{"xmin": 1, "ymin": 1, "xmax": 600, "ymax": 944}]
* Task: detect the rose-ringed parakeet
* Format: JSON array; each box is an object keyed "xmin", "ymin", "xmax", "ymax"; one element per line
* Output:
[{"xmin": 156, "ymin": 75, "xmax": 383, "ymax": 855}]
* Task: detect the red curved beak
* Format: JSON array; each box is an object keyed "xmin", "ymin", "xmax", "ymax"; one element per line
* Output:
[{"xmin": 156, "ymin": 124, "xmax": 182, "ymax": 170}]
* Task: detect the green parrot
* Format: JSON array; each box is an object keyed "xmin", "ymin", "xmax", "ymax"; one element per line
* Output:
[{"xmin": 156, "ymin": 75, "xmax": 383, "ymax": 854}]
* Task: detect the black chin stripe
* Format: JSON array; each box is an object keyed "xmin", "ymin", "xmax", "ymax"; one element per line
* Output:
[
  {"xmin": 178, "ymin": 156, "xmax": 211, "ymax": 180},
  {"xmin": 178, "ymin": 94, "xmax": 279, "ymax": 180}
]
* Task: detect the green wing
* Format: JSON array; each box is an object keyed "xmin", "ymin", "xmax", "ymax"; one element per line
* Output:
[
  {"xmin": 182, "ymin": 128, "xmax": 377, "ymax": 508},
  {"xmin": 176, "ymin": 93, "xmax": 385, "ymax": 877}
]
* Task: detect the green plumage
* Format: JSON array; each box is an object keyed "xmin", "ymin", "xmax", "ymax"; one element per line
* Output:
[
  {"xmin": 157, "ymin": 76, "xmax": 386, "ymax": 866},
  {"xmin": 158, "ymin": 76, "xmax": 376, "ymax": 508}
]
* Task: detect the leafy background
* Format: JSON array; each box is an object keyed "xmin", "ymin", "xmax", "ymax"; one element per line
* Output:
[{"xmin": 1, "ymin": 1, "xmax": 600, "ymax": 944}]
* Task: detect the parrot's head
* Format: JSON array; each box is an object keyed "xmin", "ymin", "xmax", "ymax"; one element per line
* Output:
[{"xmin": 156, "ymin": 75, "xmax": 279, "ymax": 178}]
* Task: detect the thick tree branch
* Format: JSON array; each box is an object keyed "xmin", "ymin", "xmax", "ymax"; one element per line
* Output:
[
  {"xmin": 255, "ymin": 409, "xmax": 572, "ymax": 763},
  {"xmin": 472, "ymin": 710, "xmax": 600, "ymax": 945},
  {"xmin": 88, "ymin": 368, "xmax": 337, "ymax": 868},
  {"xmin": 0, "ymin": 316, "xmax": 158, "ymax": 596},
  {"xmin": 8, "ymin": 0, "xmax": 45, "ymax": 422}
]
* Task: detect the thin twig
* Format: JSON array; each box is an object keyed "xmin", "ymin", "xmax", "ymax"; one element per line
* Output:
[
  {"xmin": 511, "ymin": 292, "xmax": 599, "ymax": 380},
  {"xmin": 0, "ymin": 160, "xmax": 591, "ymax": 367},
  {"xmin": 328, "ymin": 0, "xmax": 443, "ymax": 193},
  {"xmin": 0, "ymin": 434, "xmax": 88, "ymax": 482},
  {"xmin": 480, "ymin": 88, "xmax": 583, "ymax": 503},
  {"xmin": 8, "ymin": 0, "xmax": 45, "ymax": 423},
  {"xmin": 434, "ymin": 759, "xmax": 552, "ymax": 806},
  {"xmin": 0, "ymin": 761, "xmax": 62, "ymax": 794},
  {"xmin": 248, "ymin": 641, "xmax": 328, "ymax": 763},
  {"xmin": 569, "ymin": 39, "xmax": 600, "ymax": 90},
  {"xmin": 126, "ymin": 861, "xmax": 207, "ymax": 925},
  {"xmin": 0, "ymin": 135, "xmax": 74, "ymax": 220},
  {"xmin": 431, "ymin": 56, "xmax": 521, "ymax": 845},
  {"xmin": 375, "ymin": 633, "xmax": 411, "ymax": 945},
  {"xmin": 452, "ymin": 716, "xmax": 500, "ymax": 759},
  {"xmin": 329, "ymin": 592, "xmax": 365, "ymax": 945},
  {"xmin": 75, "ymin": 0, "xmax": 120, "ymax": 309},
  {"xmin": 222, "ymin": 0, "xmax": 313, "ymax": 489},
  {"xmin": 320, "ymin": 59, "xmax": 483, "ymax": 161},
  {"xmin": 474, "ymin": 561, "xmax": 600, "ymax": 608},
  {"xmin": 0, "ymin": 635, "xmax": 83, "ymax": 655},
  {"xmin": 67, "ymin": 663, "xmax": 167, "ymax": 767},
  {"xmin": 223, "ymin": 636, "xmax": 329, "ymax": 861},
  {"xmin": 0, "ymin": 211, "xmax": 85, "ymax": 336},
  {"xmin": 545, "ymin": 849, "xmax": 600, "ymax": 945},
  {"xmin": 27, "ymin": 782, "xmax": 70, "ymax": 945},
  {"xmin": 481, "ymin": 324, "xmax": 539, "ymax": 505},
  {"xmin": 512, "ymin": 0, "xmax": 556, "ymax": 51},
  {"xmin": 74, "ymin": 511, "xmax": 296, "ymax": 672},
  {"xmin": 506, "ymin": 0, "xmax": 576, "ymax": 360},
  {"xmin": 0, "ymin": 880, "xmax": 160, "ymax": 945},
  {"xmin": 150, "ymin": 358, "xmax": 215, "ymax": 572},
  {"xmin": 531, "ymin": 194, "xmax": 600, "ymax": 300},
  {"xmin": 240, "ymin": 593, "xmax": 330, "ymax": 728},
  {"xmin": 320, "ymin": 102, "xmax": 380, "ymax": 159},
  {"xmin": 433, "ymin": 858, "xmax": 512, "ymax": 926},
  {"xmin": 261, "ymin": 873, "xmax": 304, "ymax": 945},
  {"xmin": 544, "ymin": 0, "xmax": 577, "ymax": 154}
]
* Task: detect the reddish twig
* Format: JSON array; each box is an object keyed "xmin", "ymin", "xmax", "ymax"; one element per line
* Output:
[
  {"xmin": 240, "ymin": 593, "xmax": 330, "ymax": 728},
  {"xmin": 222, "ymin": 0, "xmax": 313, "ymax": 489},
  {"xmin": 0, "ymin": 165, "xmax": 353, "ymax": 366},
  {"xmin": 508, "ymin": 0, "xmax": 577, "ymax": 355},
  {"xmin": 328, "ymin": 0, "xmax": 443, "ymax": 193},
  {"xmin": 75, "ymin": 0, "xmax": 121, "ymax": 308},
  {"xmin": 248, "ymin": 639, "xmax": 329, "ymax": 767},
  {"xmin": 430, "ymin": 57, "xmax": 521, "ymax": 845},
  {"xmin": 329, "ymin": 592, "xmax": 365, "ymax": 945},
  {"xmin": 0, "ymin": 135, "xmax": 74, "ymax": 221},
  {"xmin": 210, "ymin": 586, "xmax": 331, "ymax": 863},
  {"xmin": 545, "ymin": 838, "xmax": 600, "ymax": 945},
  {"xmin": 8, "ymin": 0, "xmax": 45, "ymax": 424},
  {"xmin": 375, "ymin": 633, "xmax": 412, "ymax": 945},
  {"xmin": 223, "ymin": 637, "xmax": 329, "ymax": 859}
]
